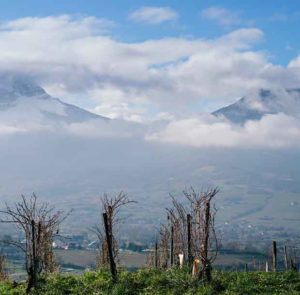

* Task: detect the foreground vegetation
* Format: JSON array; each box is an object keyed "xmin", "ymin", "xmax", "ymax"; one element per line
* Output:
[{"xmin": 0, "ymin": 268, "xmax": 300, "ymax": 295}]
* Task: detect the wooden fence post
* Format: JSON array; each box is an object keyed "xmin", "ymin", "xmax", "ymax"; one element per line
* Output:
[
  {"xmin": 253, "ymin": 259, "xmax": 256, "ymax": 271},
  {"xmin": 203, "ymin": 202, "xmax": 212, "ymax": 282},
  {"xmin": 170, "ymin": 226, "xmax": 174, "ymax": 267},
  {"xmin": 265, "ymin": 261, "xmax": 269, "ymax": 272},
  {"xmin": 291, "ymin": 258, "xmax": 297, "ymax": 271},
  {"xmin": 103, "ymin": 212, "xmax": 117, "ymax": 282},
  {"xmin": 284, "ymin": 245, "xmax": 288, "ymax": 271},
  {"xmin": 31, "ymin": 220, "xmax": 37, "ymax": 288},
  {"xmin": 155, "ymin": 242, "xmax": 158, "ymax": 268},
  {"xmin": 27, "ymin": 220, "xmax": 37, "ymax": 293},
  {"xmin": 272, "ymin": 241, "xmax": 277, "ymax": 272},
  {"xmin": 187, "ymin": 214, "xmax": 192, "ymax": 267}
]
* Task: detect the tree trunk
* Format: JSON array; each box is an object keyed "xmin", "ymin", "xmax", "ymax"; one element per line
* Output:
[
  {"xmin": 284, "ymin": 245, "xmax": 288, "ymax": 271},
  {"xmin": 272, "ymin": 241, "xmax": 277, "ymax": 272},
  {"xmin": 155, "ymin": 242, "xmax": 158, "ymax": 268},
  {"xmin": 187, "ymin": 214, "xmax": 193, "ymax": 267},
  {"xmin": 170, "ymin": 226, "xmax": 174, "ymax": 267},
  {"xmin": 202, "ymin": 202, "xmax": 212, "ymax": 282},
  {"xmin": 103, "ymin": 212, "xmax": 117, "ymax": 282}
]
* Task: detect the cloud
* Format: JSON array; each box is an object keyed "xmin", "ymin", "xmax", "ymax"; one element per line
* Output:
[
  {"xmin": 289, "ymin": 55, "xmax": 300, "ymax": 68},
  {"xmin": 0, "ymin": 15, "xmax": 299, "ymax": 123},
  {"xmin": 146, "ymin": 113, "xmax": 300, "ymax": 149},
  {"xmin": 0, "ymin": 122, "xmax": 54, "ymax": 135},
  {"xmin": 66, "ymin": 119, "xmax": 145, "ymax": 138},
  {"xmin": 0, "ymin": 125, "xmax": 26, "ymax": 135},
  {"xmin": 128, "ymin": 6, "xmax": 178, "ymax": 24},
  {"xmin": 201, "ymin": 6, "xmax": 242, "ymax": 26}
]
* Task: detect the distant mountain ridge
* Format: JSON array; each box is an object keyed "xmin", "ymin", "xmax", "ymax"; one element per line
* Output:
[
  {"xmin": 213, "ymin": 88, "xmax": 300, "ymax": 124},
  {"xmin": 2, "ymin": 76, "xmax": 300, "ymax": 127},
  {"xmin": 0, "ymin": 75, "xmax": 108, "ymax": 124}
]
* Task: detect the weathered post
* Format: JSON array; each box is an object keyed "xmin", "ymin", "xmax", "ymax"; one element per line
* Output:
[
  {"xmin": 0, "ymin": 255, "xmax": 7, "ymax": 281},
  {"xmin": 170, "ymin": 226, "xmax": 174, "ymax": 267},
  {"xmin": 265, "ymin": 261, "xmax": 269, "ymax": 272},
  {"xmin": 244, "ymin": 263, "xmax": 248, "ymax": 272},
  {"xmin": 103, "ymin": 212, "xmax": 117, "ymax": 282},
  {"xmin": 155, "ymin": 242, "xmax": 158, "ymax": 268},
  {"xmin": 253, "ymin": 259, "xmax": 256, "ymax": 271},
  {"xmin": 284, "ymin": 245, "xmax": 288, "ymax": 271},
  {"xmin": 291, "ymin": 258, "xmax": 297, "ymax": 271},
  {"xmin": 31, "ymin": 220, "xmax": 37, "ymax": 288},
  {"xmin": 291, "ymin": 247, "xmax": 297, "ymax": 271},
  {"xmin": 187, "ymin": 214, "xmax": 192, "ymax": 267},
  {"xmin": 178, "ymin": 253, "xmax": 184, "ymax": 268},
  {"xmin": 202, "ymin": 202, "xmax": 212, "ymax": 282},
  {"xmin": 192, "ymin": 259, "xmax": 200, "ymax": 277},
  {"xmin": 27, "ymin": 220, "xmax": 37, "ymax": 293},
  {"xmin": 272, "ymin": 241, "xmax": 277, "ymax": 272}
]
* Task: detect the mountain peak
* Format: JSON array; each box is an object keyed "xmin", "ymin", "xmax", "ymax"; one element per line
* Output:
[
  {"xmin": 213, "ymin": 88, "xmax": 300, "ymax": 124},
  {"xmin": 0, "ymin": 74, "xmax": 108, "ymax": 124},
  {"xmin": 11, "ymin": 77, "xmax": 46, "ymax": 97},
  {"xmin": 0, "ymin": 75, "xmax": 46, "ymax": 105}
]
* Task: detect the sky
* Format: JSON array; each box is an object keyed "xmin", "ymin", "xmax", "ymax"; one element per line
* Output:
[
  {"xmin": 1, "ymin": 0, "xmax": 299, "ymax": 65},
  {"xmin": 0, "ymin": 0, "xmax": 300, "ymax": 148}
]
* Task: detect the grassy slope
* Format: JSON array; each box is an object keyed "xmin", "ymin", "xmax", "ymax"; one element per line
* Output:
[{"xmin": 0, "ymin": 269, "xmax": 300, "ymax": 295}]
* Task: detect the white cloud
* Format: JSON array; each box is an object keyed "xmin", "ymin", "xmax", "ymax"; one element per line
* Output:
[
  {"xmin": 200, "ymin": 6, "xmax": 250, "ymax": 26},
  {"xmin": 289, "ymin": 55, "xmax": 300, "ymax": 68},
  {"xmin": 0, "ymin": 15, "xmax": 299, "ymax": 123},
  {"xmin": 146, "ymin": 113, "xmax": 300, "ymax": 149},
  {"xmin": 0, "ymin": 125, "xmax": 25, "ymax": 135},
  {"xmin": 129, "ymin": 6, "xmax": 178, "ymax": 24},
  {"xmin": 66, "ymin": 119, "xmax": 144, "ymax": 138},
  {"xmin": 0, "ymin": 122, "xmax": 54, "ymax": 135}
]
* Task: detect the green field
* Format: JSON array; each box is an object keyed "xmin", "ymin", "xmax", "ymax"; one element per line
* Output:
[{"xmin": 1, "ymin": 268, "xmax": 300, "ymax": 294}]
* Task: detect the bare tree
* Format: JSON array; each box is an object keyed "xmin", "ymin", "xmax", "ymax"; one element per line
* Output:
[
  {"xmin": 166, "ymin": 196, "xmax": 188, "ymax": 263},
  {"xmin": 146, "ymin": 225, "xmax": 170, "ymax": 269},
  {"xmin": 183, "ymin": 188, "xmax": 219, "ymax": 281},
  {"xmin": 158, "ymin": 224, "xmax": 170, "ymax": 268},
  {"xmin": 161, "ymin": 187, "xmax": 219, "ymax": 281},
  {"xmin": 0, "ymin": 194, "xmax": 69, "ymax": 293},
  {"xmin": 93, "ymin": 192, "xmax": 135, "ymax": 271}
]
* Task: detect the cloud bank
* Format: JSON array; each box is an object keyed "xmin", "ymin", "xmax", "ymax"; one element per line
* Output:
[
  {"xmin": 0, "ymin": 15, "xmax": 300, "ymax": 150},
  {"xmin": 146, "ymin": 113, "xmax": 300, "ymax": 149},
  {"xmin": 0, "ymin": 14, "xmax": 299, "ymax": 122}
]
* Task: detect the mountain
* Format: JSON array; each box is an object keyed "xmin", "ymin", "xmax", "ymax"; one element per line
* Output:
[
  {"xmin": 0, "ymin": 75, "xmax": 108, "ymax": 125},
  {"xmin": 213, "ymin": 88, "xmax": 300, "ymax": 123}
]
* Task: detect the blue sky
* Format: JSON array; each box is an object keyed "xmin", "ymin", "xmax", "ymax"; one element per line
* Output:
[{"xmin": 1, "ymin": 0, "xmax": 299, "ymax": 66}]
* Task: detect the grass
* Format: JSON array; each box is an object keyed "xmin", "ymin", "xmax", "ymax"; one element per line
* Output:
[{"xmin": 0, "ymin": 268, "xmax": 300, "ymax": 294}]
